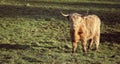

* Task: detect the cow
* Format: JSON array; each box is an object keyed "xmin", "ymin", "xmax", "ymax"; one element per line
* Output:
[{"xmin": 61, "ymin": 12, "xmax": 101, "ymax": 53}]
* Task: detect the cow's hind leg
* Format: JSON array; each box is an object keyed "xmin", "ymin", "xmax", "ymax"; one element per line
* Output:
[
  {"xmin": 88, "ymin": 39, "xmax": 93, "ymax": 51},
  {"xmin": 94, "ymin": 35, "xmax": 100, "ymax": 52}
]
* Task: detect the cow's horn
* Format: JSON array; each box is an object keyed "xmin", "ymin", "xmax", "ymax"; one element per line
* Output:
[
  {"xmin": 86, "ymin": 9, "xmax": 89, "ymax": 15},
  {"xmin": 60, "ymin": 12, "xmax": 69, "ymax": 17}
]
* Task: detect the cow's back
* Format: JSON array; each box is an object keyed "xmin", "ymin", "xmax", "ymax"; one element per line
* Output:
[{"xmin": 84, "ymin": 15, "xmax": 101, "ymax": 39}]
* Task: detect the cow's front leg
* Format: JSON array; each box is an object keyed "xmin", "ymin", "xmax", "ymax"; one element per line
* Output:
[
  {"xmin": 71, "ymin": 34, "xmax": 79, "ymax": 53},
  {"xmin": 70, "ymin": 28, "xmax": 80, "ymax": 53},
  {"xmin": 81, "ymin": 39, "xmax": 87, "ymax": 52},
  {"xmin": 72, "ymin": 42, "xmax": 78, "ymax": 53}
]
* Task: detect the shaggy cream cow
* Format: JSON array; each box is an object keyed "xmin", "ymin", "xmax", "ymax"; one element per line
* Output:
[{"xmin": 61, "ymin": 12, "xmax": 101, "ymax": 53}]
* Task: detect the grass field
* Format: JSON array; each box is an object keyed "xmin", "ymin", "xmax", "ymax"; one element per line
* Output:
[{"xmin": 0, "ymin": 0, "xmax": 120, "ymax": 64}]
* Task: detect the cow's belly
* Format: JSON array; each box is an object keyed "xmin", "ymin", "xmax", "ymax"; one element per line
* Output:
[
  {"xmin": 87, "ymin": 35, "xmax": 94, "ymax": 40},
  {"xmin": 86, "ymin": 31, "xmax": 95, "ymax": 40}
]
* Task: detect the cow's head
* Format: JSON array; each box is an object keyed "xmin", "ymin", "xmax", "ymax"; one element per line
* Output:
[{"xmin": 61, "ymin": 12, "xmax": 83, "ymax": 30}]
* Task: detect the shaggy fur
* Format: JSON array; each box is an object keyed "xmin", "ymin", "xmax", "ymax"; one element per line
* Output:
[{"xmin": 62, "ymin": 13, "xmax": 101, "ymax": 53}]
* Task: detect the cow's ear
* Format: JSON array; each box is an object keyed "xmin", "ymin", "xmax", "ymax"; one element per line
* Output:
[{"xmin": 66, "ymin": 16, "xmax": 70, "ymax": 21}]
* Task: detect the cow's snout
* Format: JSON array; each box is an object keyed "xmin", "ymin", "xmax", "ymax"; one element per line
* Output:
[{"xmin": 72, "ymin": 23, "xmax": 80, "ymax": 30}]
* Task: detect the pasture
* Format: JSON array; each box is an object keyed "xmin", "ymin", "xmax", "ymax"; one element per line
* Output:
[{"xmin": 0, "ymin": 0, "xmax": 120, "ymax": 64}]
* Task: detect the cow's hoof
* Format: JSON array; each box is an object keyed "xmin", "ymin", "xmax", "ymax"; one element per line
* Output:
[
  {"xmin": 71, "ymin": 53, "xmax": 77, "ymax": 56},
  {"xmin": 95, "ymin": 49, "xmax": 101, "ymax": 53},
  {"xmin": 83, "ymin": 52, "xmax": 87, "ymax": 56}
]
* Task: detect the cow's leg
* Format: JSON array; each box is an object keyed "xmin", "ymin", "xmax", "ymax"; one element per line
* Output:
[
  {"xmin": 81, "ymin": 39, "xmax": 87, "ymax": 52},
  {"xmin": 88, "ymin": 39, "xmax": 93, "ymax": 50},
  {"xmin": 72, "ymin": 42, "xmax": 78, "ymax": 53},
  {"xmin": 94, "ymin": 35, "xmax": 100, "ymax": 51},
  {"xmin": 71, "ymin": 29, "xmax": 80, "ymax": 53}
]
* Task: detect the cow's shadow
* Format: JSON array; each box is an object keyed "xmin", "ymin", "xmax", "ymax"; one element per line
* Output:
[
  {"xmin": 100, "ymin": 32, "xmax": 120, "ymax": 43},
  {"xmin": 0, "ymin": 43, "xmax": 30, "ymax": 50}
]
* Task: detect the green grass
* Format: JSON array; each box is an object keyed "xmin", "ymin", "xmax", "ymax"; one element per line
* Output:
[{"xmin": 0, "ymin": 0, "xmax": 120, "ymax": 64}]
